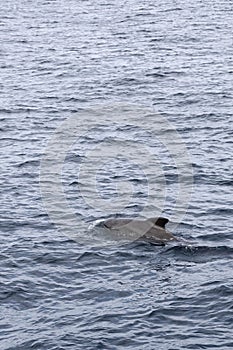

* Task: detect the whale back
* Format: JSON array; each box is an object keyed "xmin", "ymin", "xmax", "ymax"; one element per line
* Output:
[
  {"xmin": 103, "ymin": 217, "xmax": 168, "ymax": 229},
  {"xmin": 103, "ymin": 218, "xmax": 133, "ymax": 229},
  {"xmin": 94, "ymin": 216, "xmax": 184, "ymax": 245}
]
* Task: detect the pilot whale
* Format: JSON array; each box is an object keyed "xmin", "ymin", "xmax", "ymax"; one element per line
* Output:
[{"xmin": 98, "ymin": 216, "xmax": 179, "ymax": 245}]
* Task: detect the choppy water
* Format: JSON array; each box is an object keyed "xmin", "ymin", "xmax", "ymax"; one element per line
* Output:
[{"xmin": 1, "ymin": 0, "xmax": 233, "ymax": 349}]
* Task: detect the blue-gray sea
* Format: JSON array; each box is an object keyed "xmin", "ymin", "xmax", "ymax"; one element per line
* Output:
[{"xmin": 1, "ymin": 0, "xmax": 233, "ymax": 349}]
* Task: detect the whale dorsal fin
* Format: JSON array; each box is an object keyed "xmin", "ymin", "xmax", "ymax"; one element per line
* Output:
[{"xmin": 147, "ymin": 217, "xmax": 169, "ymax": 228}]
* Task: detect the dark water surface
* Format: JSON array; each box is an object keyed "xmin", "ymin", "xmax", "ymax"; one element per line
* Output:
[{"xmin": 1, "ymin": 0, "xmax": 233, "ymax": 349}]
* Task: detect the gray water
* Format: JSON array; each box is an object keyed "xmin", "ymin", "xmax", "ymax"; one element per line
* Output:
[{"xmin": 1, "ymin": 0, "xmax": 233, "ymax": 349}]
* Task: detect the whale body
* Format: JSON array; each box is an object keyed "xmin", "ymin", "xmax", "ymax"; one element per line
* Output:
[{"xmin": 99, "ymin": 216, "xmax": 178, "ymax": 245}]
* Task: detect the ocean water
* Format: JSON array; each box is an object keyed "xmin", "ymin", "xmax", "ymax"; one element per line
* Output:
[{"xmin": 0, "ymin": 0, "xmax": 233, "ymax": 349}]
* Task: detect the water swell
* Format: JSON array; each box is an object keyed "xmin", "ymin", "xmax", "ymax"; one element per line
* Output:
[{"xmin": 161, "ymin": 244, "xmax": 233, "ymax": 263}]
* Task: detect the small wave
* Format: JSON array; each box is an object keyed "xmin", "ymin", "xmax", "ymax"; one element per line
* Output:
[
  {"xmin": 205, "ymin": 208, "xmax": 233, "ymax": 216},
  {"xmin": 17, "ymin": 160, "xmax": 40, "ymax": 168},
  {"xmin": 145, "ymin": 72, "xmax": 166, "ymax": 78},
  {"xmin": 159, "ymin": 7, "xmax": 182, "ymax": 12},
  {"xmin": 162, "ymin": 244, "xmax": 233, "ymax": 263},
  {"xmin": 194, "ymin": 174, "xmax": 233, "ymax": 186}
]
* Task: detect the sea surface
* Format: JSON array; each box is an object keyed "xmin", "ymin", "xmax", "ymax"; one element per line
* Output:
[{"xmin": 1, "ymin": 0, "xmax": 233, "ymax": 349}]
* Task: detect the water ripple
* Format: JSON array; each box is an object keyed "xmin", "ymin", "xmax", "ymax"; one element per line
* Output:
[{"xmin": 1, "ymin": 0, "xmax": 233, "ymax": 349}]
